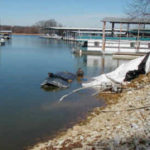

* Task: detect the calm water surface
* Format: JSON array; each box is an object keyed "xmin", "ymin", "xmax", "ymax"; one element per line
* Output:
[{"xmin": 0, "ymin": 35, "xmax": 128, "ymax": 150}]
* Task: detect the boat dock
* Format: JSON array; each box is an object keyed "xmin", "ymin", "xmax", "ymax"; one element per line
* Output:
[
  {"xmin": 73, "ymin": 49, "xmax": 103, "ymax": 56},
  {"xmin": 74, "ymin": 49, "xmax": 146, "ymax": 59},
  {"xmin": 41, "ymin": 27, "xmax": 128, "ymax": 41},
  {"xmin": 0, "ymin": 30, "xmax": 12, "ymax": 39},
  {"xmin": 41, "ymin": 17, "xmax": 150, "ymax": 59},
  {"xmin": 113, "ymin": 52, "xmax": 146, "ymax": 59}
]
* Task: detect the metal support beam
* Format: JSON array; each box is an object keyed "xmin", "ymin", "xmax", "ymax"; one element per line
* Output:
[
  {"xmin": 102, "ymin": 21, "xmax": 106, "ymax": 52},
  {"xmin": 127, "ymin": 23, "xmax": 130, "ymax": 37},
  {"xmin": 136, "ymin": 23, "xmax": 140, "ymax": 52},
  {"xmin": 118, "ymin": 23, "xmax": 122, "ymax": 52},
  {"xmin": 111, "ymin": 23, "xmax": 115, "ymax": 37}
]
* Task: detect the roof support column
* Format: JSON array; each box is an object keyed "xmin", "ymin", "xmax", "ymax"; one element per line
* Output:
[
  {"xmin": 127, "ymin": 23, "xmax": 130, "ymax": 37},
  {"xmin": 102, "ymin": 21, "xmax": 106, "ymax": 52},
  {"xmin": 118, "ymin": 23, "xmax": 122, "ymax": 52},
  {"xmin": 136, "ymin": 23, "xmax": 140, "ymax": 52},
  {"xmin": 111, "ymin": 22, "xmax": 115, "ymax": 37}
]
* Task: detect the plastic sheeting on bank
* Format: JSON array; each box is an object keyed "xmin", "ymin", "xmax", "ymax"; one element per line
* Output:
[
  {"xmin": 59, "ymin": 53, "xmax": 150, "ymax": 102},
  {"xmin": 82, "ymin": 53, "xmax": 150, "ymax": 91}
]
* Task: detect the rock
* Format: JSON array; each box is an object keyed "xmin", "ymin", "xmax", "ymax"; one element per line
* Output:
[
  {"xmin": 127, "ymin": 91, "xmax": 132, "ymax": 94},
  {"xmin": 131, "ymin": 123, "xmax": 139, "ymax": 129}
]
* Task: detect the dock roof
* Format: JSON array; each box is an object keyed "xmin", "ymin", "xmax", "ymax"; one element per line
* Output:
[
  {"xmin": 0, "ymin": 30, "xmax": 12, "ymax": 33},
  {"xmin": 44, "ymin": 27, "xmax": 101, "ymax": 31},
  {"xmin": 44, "ymin": 27, "xmax": 127, "ymax": 32},
  {"xmin": 102, "ymin": 17, "xmax": 150, "ymax": 24},
  {"xmin": 72, "ymin": 29, "xmax": 127, "ymax": 33}
]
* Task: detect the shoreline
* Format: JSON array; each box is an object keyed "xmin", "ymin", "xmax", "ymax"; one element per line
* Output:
[
  {"xmin": 29, "ymin": 74, "xmax": 150, "ymax": 150},
  {"xmin": 12, "ymin": 33, "xmax": 41, "ymax": 35},
  {"xmin": 31, "ymin": 74, "xmax": 150, "ymax": 150}
]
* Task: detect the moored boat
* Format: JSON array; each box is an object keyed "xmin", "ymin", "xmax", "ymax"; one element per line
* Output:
[
  {"xmin": 0, "ymin": 38, "xmax": 5, "ymax": 46},
  {"xmin": 40, "ymin": 34, "xmax": 62, "ymax": 39}
]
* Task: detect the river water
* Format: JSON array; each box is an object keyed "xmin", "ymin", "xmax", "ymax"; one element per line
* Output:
[{"xmin": 0, "ymin": 35, "xmax": 128, "ymax": 150}]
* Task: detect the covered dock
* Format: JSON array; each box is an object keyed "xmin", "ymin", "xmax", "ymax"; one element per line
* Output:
[
  {"xmin": 42, "ymin": 27, "xmax": 128, "ymax": 41},
  {"xmin": 0, "ymin": 30, "xmax": 12, "ymax": 39},
  {"xmin": 101, "ymin": 17, "xmax": 150, "ymax": 51},
  {"xmin": 101, "ymin": 17, "xmax": 150, "ymax": 38}
]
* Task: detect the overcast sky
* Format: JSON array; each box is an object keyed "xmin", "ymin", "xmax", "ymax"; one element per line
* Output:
[{"xmin": 0, "ymin": 0, "xmax": 130, "ymax": 27}]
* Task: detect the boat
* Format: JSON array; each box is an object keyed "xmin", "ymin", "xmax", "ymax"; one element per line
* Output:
[
  {"xmin": 0, "ymin": 30, "xmax": 12, "ymax": 39},
  {"xmin": 41, "ymin": 78, "xmax": 69, "ymax": 89},
  {"xmin": 40, "ymin": 33, "xmax": 62, "ymax": 39},
  {"xmin": 41, "ymin": 72, "xmax": 76, "ymax": 89},
  {"xmin": 0, "ymin": 38, "xmax": 5, "ymax": 46}
]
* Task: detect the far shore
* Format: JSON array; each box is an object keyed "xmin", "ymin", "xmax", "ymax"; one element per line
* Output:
[{"xmin": 12, "ymin": 33, "xmax": 41, "ymax": 36}]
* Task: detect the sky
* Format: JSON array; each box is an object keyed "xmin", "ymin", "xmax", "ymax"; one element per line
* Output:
[{"xmin": 0, "ymin": 0, "xmax": 130, "ymax": 27}]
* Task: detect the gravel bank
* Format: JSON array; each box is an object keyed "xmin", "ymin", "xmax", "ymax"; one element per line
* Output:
[{"xmin": 30, "ymin": 74, "xmax": 150, "ymax": 150}]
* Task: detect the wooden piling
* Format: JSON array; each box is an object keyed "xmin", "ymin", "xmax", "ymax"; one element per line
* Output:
[
  {"xmin": 136, "ymin": 23, "xmax": 140, "ymax": 52},
  {"xmin": 102, "ymin": 21, "xmax": 106, "ymax": 52},
  {"xmin": 118, "ymin": 23, "xmax": 122, "ymax": 52}
]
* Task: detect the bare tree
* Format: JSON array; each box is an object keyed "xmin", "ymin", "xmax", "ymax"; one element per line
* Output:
[
  {"xmin": 126, "ymin": 0, "xmax": 150, "ymax": 19},
  {"xmin": 35, "ymin": 19, "xmax": 62, "ymax": 28}
]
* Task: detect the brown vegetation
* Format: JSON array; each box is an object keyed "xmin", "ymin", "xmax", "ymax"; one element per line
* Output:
[
  {"xmin": 126, "ymin": 0, "xmax": 150, "ymax": 19},
  {"xmin": 0, "ymin": 19, "xmax": 62, "ymax": 34}
]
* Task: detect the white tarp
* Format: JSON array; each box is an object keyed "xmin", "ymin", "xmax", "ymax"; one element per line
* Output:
[
  {"xmin": 59, "ymin": 53, "xmax": 150, "ymax": 102},
  {"xmin": 82, "ymin": 54, "xmax": 150, "ymax": 90}
]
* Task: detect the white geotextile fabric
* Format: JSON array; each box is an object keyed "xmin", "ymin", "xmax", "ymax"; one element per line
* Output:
[{"xmin": 82, "ymin": 55, "xmax": 150, "ymax": 88}]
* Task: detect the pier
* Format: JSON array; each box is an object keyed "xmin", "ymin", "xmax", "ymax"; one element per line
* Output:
[
  {"xmin": 0, "ymin": 30, "xmax": 12, "ymax": 39},
  {"xmin": 74, "ymin": 17, "xmax": 150, "ymax": 58},
  {"xmin": 40, "ymin": 17, "xmax": 150, "ymax": 59},
  {"xmin": 101, "ymin": 17, "xmax": 150, "ymax": 52},
  {"xmin": 41, "ymin": 27, "xmax": 128, "ymax": 41}
]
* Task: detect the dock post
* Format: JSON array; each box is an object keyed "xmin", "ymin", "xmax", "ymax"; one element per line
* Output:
[
  {"xmin": 127, "ymin": 23, "xmax": 130, "ymax": 37},
  {"xmin": 111, "ymin": 22, "xmax": 115, "ymax": 37},
  {"xmin": 136, "ymin": 23, "xmax": 140, "ymax": 52},
  {"xmin": 118, "ymin": 23, "xmax": 122, "ymax": 52},
  {"xmin": 102, "ymin": 21, "xmax": 106, "ymax": 52},
  {"xmin": 102, "ymin": 56, "xmax": 105, "ymax": 73}
]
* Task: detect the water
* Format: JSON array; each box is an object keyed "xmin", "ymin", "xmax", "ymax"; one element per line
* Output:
[{"xmin": 0, "ymin": 35, "xmax": 128, "ymax": 150}]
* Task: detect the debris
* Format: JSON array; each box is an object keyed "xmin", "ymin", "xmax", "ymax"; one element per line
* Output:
[
  {"xmin": 83, "ymin": 52, "xmax": 150, "ymax": 92},
  {"xmin": 48, "ymin": 72, "xmax": 76, "ymax": 82},
  {"xmin": 124, "ymin": 53, "xmax": 150, "ymax": 81},
  {"xmin": 41, "ymin": 78, "xmax": 69, "ymax": 89},
  {"xmin": 41, "ymin": 72, "xmax": 76, "ymax": 89},
  {"xmin": 76, "ymin": 68, "xmax": 84, "ymax": 77}
]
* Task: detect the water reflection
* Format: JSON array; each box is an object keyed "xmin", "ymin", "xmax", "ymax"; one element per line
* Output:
[
  {"xmin": 74, "ymin": 55, "xmax": 129, "ymax": 77},
  {"xmin": 0, "ymin": 35, "xmax": 106, "ymax": 150},
  {"xmin": 0, "ymin": 36, "xmax": 130, "ymax": 150},
  {"xmin": 0, "ymin": 47, "xmax": 2, "ymax": 65}
]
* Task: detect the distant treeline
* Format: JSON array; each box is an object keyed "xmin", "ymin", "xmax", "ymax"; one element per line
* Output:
[
  {"xmin": 0, "ymin": 25, "xmax": 39, "ymax": 34},
  {"xmin": 0, "ymin": 19, "xmax": 62, "ymax": 34}
]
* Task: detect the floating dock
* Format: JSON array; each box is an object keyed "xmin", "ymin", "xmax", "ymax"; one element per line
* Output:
[
  {"xmin": 113, "ymin": 52, "xmax": 146, "ymax": 60},
  {"xmin": 73, "ymin": 50, "xmax": 146, "ymax": 60}
]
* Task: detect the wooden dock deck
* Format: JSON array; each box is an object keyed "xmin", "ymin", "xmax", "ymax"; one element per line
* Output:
[
  {"xmin": 73, "ymin": 50, "xmax": 103, "ymax": 56},
  {"xmin": 113, "ymin": 52, "xmax": 146, "ymax": 59},
  {"xmin": 73, "ymin": 50, "xmax": 147, "ymax": 59}
]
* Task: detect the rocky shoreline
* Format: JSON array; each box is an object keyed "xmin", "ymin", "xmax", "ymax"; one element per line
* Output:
[{"xmin": 30, "ymin": 73, "xmax": 150, "ymax": 150}]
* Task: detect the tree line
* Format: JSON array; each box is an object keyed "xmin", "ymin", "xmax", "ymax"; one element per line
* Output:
[{"xmin": 0, "ymin": 19, "xmax": 62, "ymax": 34}]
